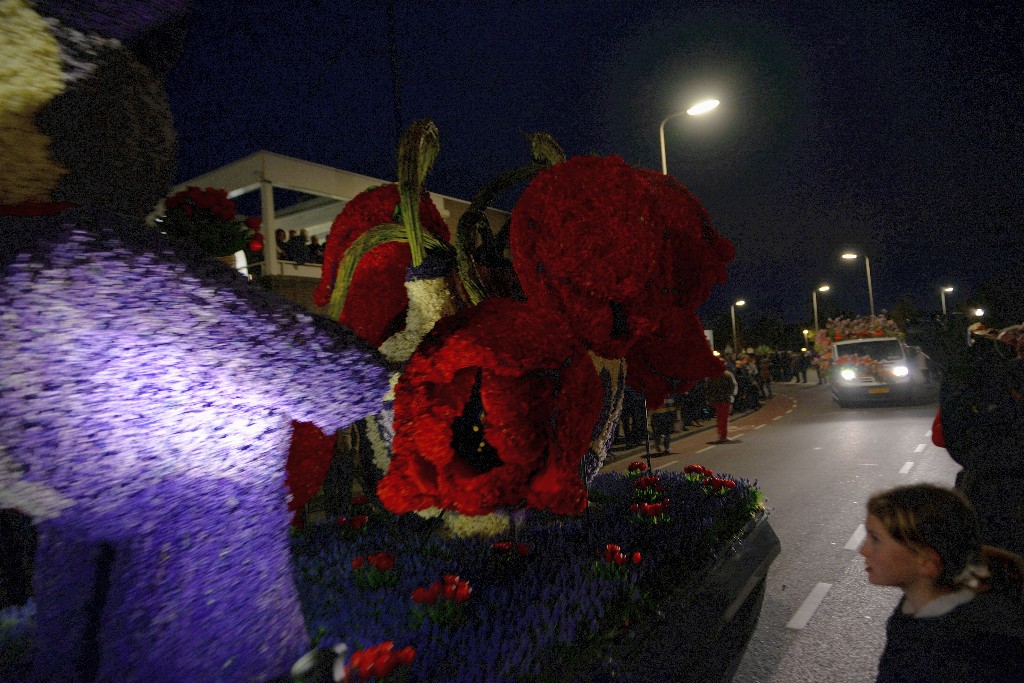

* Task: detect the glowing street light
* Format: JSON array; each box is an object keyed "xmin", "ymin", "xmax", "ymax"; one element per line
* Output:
[
  {"xmin": 973, "ymin": 307, "xmax": 985, "ymax": 317},
  {"xmin": 812, "ymin": 284, "xmax": 830, "ymax": 335},
  {"xmin": 841, "ymin": 253, "xmax": 874, "ymax": 317},
  {"xmin": 940, "ymin": 286, "xmax": 954, "ymax": 316},
  {"xmin": 658, "ymin": 98, "xmax": 721, "ymax": 175},
  {"xmin": 731, "ymin": 299, "xmax": 746, "ymax": 353}
]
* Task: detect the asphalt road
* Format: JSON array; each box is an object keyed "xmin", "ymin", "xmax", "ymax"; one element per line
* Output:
[{"xmin": 601, "ymin": 379, "xmax": 954, "ymax": 683}]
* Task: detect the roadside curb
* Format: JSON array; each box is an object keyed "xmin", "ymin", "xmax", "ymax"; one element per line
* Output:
[{"xmin": 605, "ymin": 393, "xmax": 797, "ymax": 466}]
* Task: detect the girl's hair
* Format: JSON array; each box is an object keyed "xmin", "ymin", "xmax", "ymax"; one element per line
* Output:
[
  {"xmin": 868, "ymin": 484, "xmax": 1024, "ymax": 593},
  {"xmin": 867, "ymin": 484, "xmax": 981, "ymax": 588}
]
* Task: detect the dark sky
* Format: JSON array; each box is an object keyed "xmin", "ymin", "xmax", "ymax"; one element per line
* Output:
[{"xmin": 164, "ymin": 0, "xmax": 1023, "ymax": 325}]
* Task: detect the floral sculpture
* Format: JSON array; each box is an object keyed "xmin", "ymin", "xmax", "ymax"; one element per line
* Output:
[
  {"xmin": 313, "ymin": 120, "xmax": 734, "ymax": 524},
  {"xmin": 0, "ymin": 3, "xmax": 389, "ymax": 681},
  {"xmin": 158, "ymin": 185, "xmax": 255, "ymax": 257}
]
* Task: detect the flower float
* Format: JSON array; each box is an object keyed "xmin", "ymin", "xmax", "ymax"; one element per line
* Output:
[{"xmin": 305, "ymin": 119, "xmax": 733, "ymax": 530}]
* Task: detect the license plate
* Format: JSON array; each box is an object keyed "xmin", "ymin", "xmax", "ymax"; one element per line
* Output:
[{"xmin": 868, "ymin": 387, "xmax": 890, "ymax": 394}]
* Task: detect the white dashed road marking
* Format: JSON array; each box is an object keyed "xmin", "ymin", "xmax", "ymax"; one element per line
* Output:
[
  {"xmin": 844, "ymin": 524, "xmax": 866, "ymax": 550},
  {"xmin": 787, "ymin": 583, "xmax": 833, "ymax": 630},
  {"xmin": 900, "ymin": 461, "xmax": 914, "ymax": 474},
  {"xmin": 695, "ymin": 446, "xmax": 714, "ymax": 454},
  {"xmin": 914, "ymin": 443, "xmax": 926, "ymax": 453}
]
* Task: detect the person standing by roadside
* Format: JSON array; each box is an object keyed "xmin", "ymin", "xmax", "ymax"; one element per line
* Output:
[
  {"xmin": 706, "ymin": 369, "xmax": 738, "ymax": 444},
  {"xmin": 758, "ymin": 355, "xmax": 773, "ymax": 398},
  {"xmin": 650, "ymin": 396, "xmax": 678, "ymax": 455}
]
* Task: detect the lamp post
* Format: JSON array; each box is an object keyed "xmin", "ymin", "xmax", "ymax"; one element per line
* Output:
[
  {"xmin": 812, "ymin": 285, "xmax": 830, "ymax": 335},
  {"xmin": 841, "ymin": 253, "xmax": 874, "ymax": 317},
  {"xmin": 730, "ymin": 299, "xmax": 745, "ymax": 353},
  {"xmin": 802, "ymin": 329, "xmax": 810, "ymax": 351},
  {"xmin": 658, "ymin": 99, "xmax": 720, "ymax": 175},
  {"xmin": 940, "ymin": 286, "xmax": 954, "ymax": 316}
]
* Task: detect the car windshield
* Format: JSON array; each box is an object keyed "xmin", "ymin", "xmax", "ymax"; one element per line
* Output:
[{"xmin": 835, "ymin": 340, "xmax": 904, "ymax": 361}]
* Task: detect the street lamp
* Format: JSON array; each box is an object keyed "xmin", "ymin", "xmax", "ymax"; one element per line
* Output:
[
  {"xmin": 658, "ymin": 99, "xmax": 720, "ymax": 175},
  {"xmin": 730, "ymin": 299, "xmax": 745, "ymax": 353},
  {"xmin": 940, "ymin": 286, "xmax": 954, "ymax": 316},
  {"xmin": 973, "ymin": 307, "xmax": 985, "ymax": 317},
  {"xmin": 812, "ymin": 285, "xmax": 830, "ymax": 335},
  {"xmin": 841, "ymin": 253, "xmax": 874, "ymax": 317}
]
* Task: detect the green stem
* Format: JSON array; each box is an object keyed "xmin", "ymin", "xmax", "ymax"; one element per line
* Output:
[
  {"xmin": 326, "ymin": 223, "xmax": 448, "ymax": 320},
  {"xmin": 397, "ymin": 120, "xmax": 440, "ymax": 267}
]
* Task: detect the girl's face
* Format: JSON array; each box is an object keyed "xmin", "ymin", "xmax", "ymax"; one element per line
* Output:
[{"xmin": 860, "ymin": 514, "xmax": 929, "ymax": 589}]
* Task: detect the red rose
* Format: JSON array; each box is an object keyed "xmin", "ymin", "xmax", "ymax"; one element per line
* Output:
[
  {"xmin": 314, "ymin": 184, "xmax": 450, "ymax": 347},
  {"xmin": 377, "ymin": 299, "xmax": 603, "ymax": 516}
]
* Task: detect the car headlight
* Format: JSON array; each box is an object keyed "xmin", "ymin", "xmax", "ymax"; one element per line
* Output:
[
  {"xmin": 840, "ymin": 368, "xmax": 856, "ymax": 381},
  {"xmin": 890, "ymin": 365, "xmax": 909, "ymax": 377}
]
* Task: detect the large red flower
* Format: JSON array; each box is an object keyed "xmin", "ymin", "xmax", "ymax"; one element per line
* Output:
[
  {"xmin": 509, "ymin": 156, "xmax": 664, "ymax": 358},
  {"xmin": 625, "ymin": 306, "xmax": 725, "ymax": 408},
  {"xmin": 377, "ymin": 299, "xmax": 603, "ymax": 516},
  {"xmin": 314, "ymin": 185, "xmax": 450, "ymax": 347},
  {"xmin": 636, "ymin": 169, "xmax": 735, "ymax": 317},
  {"xmin": 284, "ymin": 421, "xmax": 338, "ymax": 517}
]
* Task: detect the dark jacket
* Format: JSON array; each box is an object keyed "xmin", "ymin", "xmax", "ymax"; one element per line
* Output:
[
  {"xmin": 876, "ymin": 590, "xmax": 1024, "ymax": 683},
  {"xmin": 705, "ymin": 370, "xmax": 738, "ymax": 404}
]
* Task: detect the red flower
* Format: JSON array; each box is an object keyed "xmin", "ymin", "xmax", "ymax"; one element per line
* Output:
[
  {"xmin": 624, "ymin": 306, "xmax": 725, "ymax": 407},
  {"xmin": 351, "ymin": 556, "xmax": 365, "ymax": 570},
  {"xmin": 336, "ymin": 516, "xmax": 347, "ymax": 527},
  {"xmin": 368, "ymin": 552, "xmax": 395, "ymax": 571},
  {"xmin": 516, "ymin": 543, "xmax": 530, "ymax": 556},
  {"xmin": 396, "ymin": 646, "xmax": 416, "ymax": 667},
  {"xmin": 632, "ymin": 551, "xmax": 642, "ymax": 565},
  {"xmin": 347, "ymin": 641, "xmax": 414, "ymax": 682},
  {"xmin": 491, "ymin": 541, "xmax": 513, "ymax": 553},
  {"xmin": 684, "ymin": 464, "xmax": 713, "ymax": 477},
  {"xmin": 377, "ymin": 299, "xmax": 603, "ymax": 516},
  {"xmin": 314, "ymin": 184, "xmax": 450, "ymax": 347},
  {"xmin": 627, "ymin": 461, "xmax": 648, "ymax": 473},
  {"xmin": 349, "ymin": 515, "xmax": 369, "ymax": 530},
  {"xmin": 510, "ymin": 156, "xmax": 664, "ymax": 358},
  {"xmin": 453, "ymin": 581, "xmax": 473, "ymax": 604},
  {"xmin": 285, "ymin": 421, "xmax": 339, "ymax": 516},
  {"xmin": 352, "ymin": 494, "xmax": 370, "ymax": 506},
  {"xmin": 636, "ymin": 170, "xmax": 735, "ymax": 314}
]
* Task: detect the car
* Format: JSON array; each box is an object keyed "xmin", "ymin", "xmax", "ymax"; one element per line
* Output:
[{"xmin": 830, "ymin": 336, "xmax": 914, "ymax": 407}]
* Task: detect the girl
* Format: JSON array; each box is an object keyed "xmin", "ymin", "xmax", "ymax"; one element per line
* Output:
[{"xmin": 862, "ymin": 484, "xmax": 1024, "ymax": 682}]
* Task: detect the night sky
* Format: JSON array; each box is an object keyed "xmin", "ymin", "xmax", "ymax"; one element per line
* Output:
[{"xmin": 164, "ymin": 1, "xmax": 1023, "ymax": 325}]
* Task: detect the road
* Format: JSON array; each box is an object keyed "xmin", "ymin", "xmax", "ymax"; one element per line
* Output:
[{"xmin": 601, "ymin": 380, "xmax": 954, "ymax": 683}]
